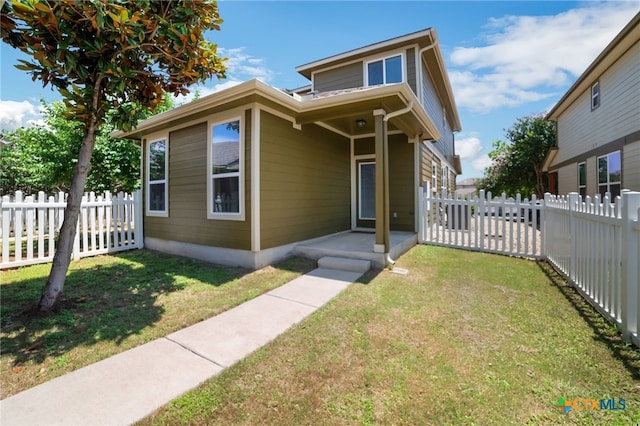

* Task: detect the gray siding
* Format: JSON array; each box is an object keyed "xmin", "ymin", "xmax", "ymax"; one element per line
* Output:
[
  {"xmin": 406, "ymin": 47, "xmax": 417, "ymax": 94},
  {"xmin": 624, "ymin": 140, "xmax": 640, "ymax": 191},
  {"xmin": 313, "ymin": 62, "xmax": 364, "ymax": 93},
  {"xmin": 421, "ymin": 61, "xmax": 454, "ymax": 163},
  {"xmin": 554, "ymin": 41, "xmax": 640, "ymax": 165}
]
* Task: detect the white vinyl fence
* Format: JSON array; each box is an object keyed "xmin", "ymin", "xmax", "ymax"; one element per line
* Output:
[
  {"xmin": 1, "ymin": 190, "xmax": 143, "ymax": 269},
  {"xmin": 418, "ymin": 186, "xmax": 640, "ymax": 347},
  {"xmin": 418, "ymin": 187, "xmax": 544, "ymax": 259}
]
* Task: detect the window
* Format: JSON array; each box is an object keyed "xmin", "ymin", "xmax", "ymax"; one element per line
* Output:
[
  {"xmin": 147, "ymin": 138, "xmax": 168, "ymax": 216},
  {"xmin": 441, "ymin": 165, "xmax": 448, "ymax": 191},
  {"xmin": 578, "ymin": 162, "xmax": 586, "ymax": 199},
  {"xmin": 431, "ymin": 162, "xmax": 438, "ymax": 192},
  {"xmin": 366, "ymin": 54, "xmax": 403, "ymax": 86},
  {"xmin": 209, "ymin": 117, "xmax": 243, "ymax": 219},
  {"xmin": 597, "ymin": 151, "xmax": 621, "ymax": 199},
  {"xmin": 591, "ymin": 81, "xmax": 600, "ymax": 110}
]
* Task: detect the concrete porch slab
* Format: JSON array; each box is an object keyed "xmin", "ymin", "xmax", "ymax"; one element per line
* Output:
[
  {"xmin": 317, "ymin": 256, "xmax": 371, "ymax": 273},
  {"xmin": 293, "ymin": 231, "xmax": 417, "ymax": 268}
]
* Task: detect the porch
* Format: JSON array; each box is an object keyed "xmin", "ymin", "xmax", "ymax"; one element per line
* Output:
[{"xmin": 292, "ymin": 231, "xmax": 417, "ymax": 269}]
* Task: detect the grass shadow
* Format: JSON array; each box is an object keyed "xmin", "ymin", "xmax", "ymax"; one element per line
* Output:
[
  {"xmin": 536, "ymin": 261, "xmax": 640, "ymax": 380},
  {"xmin": 1, "ymin": 249, "xmax": 249, "ymax": 367}
]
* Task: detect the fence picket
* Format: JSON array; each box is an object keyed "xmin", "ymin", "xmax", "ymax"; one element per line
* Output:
[{"xmin": 1, "ymin": 190, "xmax": 141, "ymax": 269}]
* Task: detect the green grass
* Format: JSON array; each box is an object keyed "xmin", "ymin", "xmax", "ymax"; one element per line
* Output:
[
  {"xmin": 139, "ymin": 246, "xmax": 640, "ymax": 425},
  {"xmin": 0, "ymin": 250, "xmax": 316, "ymax": 398}
]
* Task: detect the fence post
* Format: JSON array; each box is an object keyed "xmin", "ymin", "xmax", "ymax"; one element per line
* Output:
[
  {"xmin": 134, "ymin": 190, "xmax": 144, "ymax": 249},
  {"xmin": 568, "ymin": 192, "xmax": 579, "ymax": 284},
  {"xmin": 621, "ymin": 191, "xmax": 640, "ymax": 342}
]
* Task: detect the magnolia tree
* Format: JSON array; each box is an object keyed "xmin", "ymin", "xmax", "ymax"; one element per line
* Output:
[
  {"xmin": 1, "ymin": 0, "xmax": 226, "ymax": 311},
  {"xmin": 478, "ymin": 115, "xmax": 556, "ymax": 198}
]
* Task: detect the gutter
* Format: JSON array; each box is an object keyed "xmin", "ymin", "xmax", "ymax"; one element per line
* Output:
[{"xmin": 380, "ymin": 101, "xmax": 414, "ymax": 266}]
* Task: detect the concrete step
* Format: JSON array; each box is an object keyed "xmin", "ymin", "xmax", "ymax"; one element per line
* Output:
[{"xmin": 317, "ymin": 256, "xmax": 371, "ymax": 273}]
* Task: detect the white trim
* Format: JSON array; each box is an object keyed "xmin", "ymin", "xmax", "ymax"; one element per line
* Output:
[
  {"xmin": 364, "ymin": 51, "xmax": 405, "ymax": 87},
  {"xmin": 146, "ymin": 134, "xmax": 169, "ymax": 217},
  {"xmin": 414, "ymin": 139, "xmax": 420, "ymax": 232},
  {"xmin": 591, "ymin": 80, "xmax": 600, "ymax": 110},
  {"xmin": 207, "ymin": 108, "xmax": 246, "ymax": 221},
  {"xmin": 352, "ymin": 129, "xmax": 403, "ymax": 140},
  {"xmin": 431, "ymin": 160, "xmax": 438, "ymax": 191},
  {"xmin": 350, "ymin": 138, "xmax": 356, "ymax": 229},
  {"xmin": 314, "ymin": 121, "xmax": 351, "ymax": 139},
  {"xmin": 259, "ymin": 104, "xmax": 300, "ymax": 130},
  {"xmin": 358, "ymin": 161, "xmax": 376, "ymax": 220},
  {"xmin": 251, "ymin": 106, "xmax": 261, "ymax": 252}
]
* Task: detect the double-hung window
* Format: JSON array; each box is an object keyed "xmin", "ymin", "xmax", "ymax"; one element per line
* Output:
[
  {"xmin": 577, "ymin": 162, "xmax": 586, "ymax": 199},
  {"xmin": 209, "ymin": 117, "xmax": 244, "ymax": 220},
  {"xmin": 147, "ymin": 137, "xmax": 168, "ymax": 216},
  {"xmin": 597, "ymin": 151, "xmax": 621, "ymax": 199},
  {"xmin": 441, "ymin": 165, "xmax": 448, "ymax": 191},
  {"xmin": 591, "ymin": 81, "xmax": 600, "ymax": 110},
  {"xmin": 431, "ymin": 162, "xmax": 438, "ymax": 192},
  {"xmin": 366, "ymin": 54, "xmax": 403, "ymax": 86}
]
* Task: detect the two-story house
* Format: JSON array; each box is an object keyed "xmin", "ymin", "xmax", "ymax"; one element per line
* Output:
[
  {"xmin": 115, "ymin": 28, "xmax": 462, "ymax": 269},
  {"xmin": 544, "ymin": 12, "xmax": 639, "ymax": 198}
]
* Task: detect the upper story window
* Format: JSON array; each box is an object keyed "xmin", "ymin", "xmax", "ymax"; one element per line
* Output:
[
  {"xmin": 366, "ymin": 54, "xmax": 403, "ymax": 86},
  {"xmin": 208, "ymin": 116, "xmax": 244, "ymax": 220},
  {"xmin": 591, "ymin": 81, "xmax": 600, "ymax": 110},
  {"xmin": 577, "ymin": 162, "xmax": 586, "ymax": 199},
  {"xmin": 147, "ymin": 137, "xmax": 168, "ymax": 216},
  {"xmin": 597, "ymin": 151, "xmax": 621, "ymax": 199}
]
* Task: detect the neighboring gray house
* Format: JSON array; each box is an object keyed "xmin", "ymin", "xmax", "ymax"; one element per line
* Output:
[{"xmin": 544, "ymin": 12, "xmax": 640, "ymax": 198}]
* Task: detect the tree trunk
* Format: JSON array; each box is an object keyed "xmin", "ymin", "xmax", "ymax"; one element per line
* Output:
[{"xmin": 39, "ymin": 122, "xmax": 98, "ymax": 311}]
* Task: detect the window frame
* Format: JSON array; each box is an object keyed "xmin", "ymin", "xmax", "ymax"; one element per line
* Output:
[
  {"xmin": 577, "ymin": 162, "xmax": 586, "ymax": 199},
  {"xmin": 364, "ymin": 52, "xmax": 405, "ymax": 87},
  {"xmin": 431, "ymin": 161, "xmax": 438, "ymax": 192},
  {"xmin": 591, "ymin": 81, "xmax": 600, "ymax": 110},
  {"xmin": 207, "ymin": 112, "xmax": 245, "ymax": 221},
  {"xmin": 441, "ymin": 164, "xmax": 448, "ymax": 191},
  {"xmin": 597, "ymin": 150, "xmax": 621, "ymax": 199},
  {"xmin": 146, "ymin": 135, "xmax": 169, "ymax": 217}
]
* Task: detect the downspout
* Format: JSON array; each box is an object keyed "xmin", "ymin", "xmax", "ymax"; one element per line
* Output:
[{"xmin": 382, "ymin": 101, "xmax": 414, "ymax": 266}]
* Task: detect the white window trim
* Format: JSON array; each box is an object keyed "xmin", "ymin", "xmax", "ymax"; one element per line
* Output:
[
  {"xmin": 597, "ymin": 150, "xmax": 621, "ymax": 195},
  {"xmin": 591, "ymin": 81, "xmax": 600, "ymax": 110},
  {"xmin": 577, "ymin": 162, "xmax": 586, "ymax": 194},
  {"xmin": 207, "ymin": 111, "xmax": 245, "ymax": 221},
  {"xmin": 364, "ymin": 51, "xmax": 405, "ymax": 87},
  {"xmin": 441, "ymin": 164, "xmax": 448, "ymax": 191},
  {"xmin": 431, "ymin": 161, "xmax": 438, "ymax": 192},
  {"xmin": 358, "ymin": 161, "xmax": 376, "ymax": 220},
  {"xmin": 146, "ymin": 135, "xmax": 169, "ymax": 217}
]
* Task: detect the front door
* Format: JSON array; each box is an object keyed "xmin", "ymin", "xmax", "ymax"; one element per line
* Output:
[{"xmin": 356, "ymin": 160, "xmax": 376, "ymax": 228}]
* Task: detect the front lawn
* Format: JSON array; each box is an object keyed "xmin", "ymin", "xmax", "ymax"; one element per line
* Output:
[
  {"xmin": 141, "ymin": 246, "xmax": 640, "ymax": 425},
  {"xmin": 0, "ymin": 250, "xmax": 316, "ymax": 398}
]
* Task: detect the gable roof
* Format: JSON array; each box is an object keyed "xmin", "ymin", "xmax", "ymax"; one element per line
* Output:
[
  {"xmin": 296, "ymin": 28, "xmax": 461, "ymax": 132},
  {"xmin": 547, "ymin": 12, "xmax": 640, "ymax": 121}
]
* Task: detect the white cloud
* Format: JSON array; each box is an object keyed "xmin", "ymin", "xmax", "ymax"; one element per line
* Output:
[
  {"xmin": 449, "ymin": 3, "xmax": 639, "ymax": 113},
  {"xmin": 218, "ymin": 47, "xmax": 275, "ymax": 82},
  {"xmin": 456, "ymin": 136, "xmax": 483, "ymax": 160},
  {"xmin": 0, "ymin": 100, "xmax": 43, "ymax": 132},
  {"xmin": 472, "ymin": 155, "xmax": 492, "ymax": 172},
  {"xmin": 172, "ymin": 47, "xmax": 275, "ymax": 106}
]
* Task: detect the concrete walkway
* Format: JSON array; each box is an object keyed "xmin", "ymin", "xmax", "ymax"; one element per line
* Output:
[{"xmin": 0, "ymin": 266, "xmax": 367, "ymax": 426}]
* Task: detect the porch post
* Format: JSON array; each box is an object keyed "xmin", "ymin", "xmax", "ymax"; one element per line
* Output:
[{"xmin": 373, "ymin": 109, "xmax": 386, "ymax": 253}]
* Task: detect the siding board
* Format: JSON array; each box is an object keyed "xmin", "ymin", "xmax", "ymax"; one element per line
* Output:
[
  {"xmin": 260, "ymin": 112, "xmax": 351, "ymax": 249},
  {"xmin": 314, "ymin": 62, "xmax": 364, "ymax": 92}
]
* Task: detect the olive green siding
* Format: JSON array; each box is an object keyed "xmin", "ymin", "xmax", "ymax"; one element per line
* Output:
[
  {"xmin": 388, "ymin": 134, "xmax": 415, "ymax": 231},
  {"xmin": 260, "ymin": 112, "xmax": 351, "ymax": 249},
  {"xmin": 144, "ymin": 110, "xmax": 252, "ymax": 250},
  {"xmin": 313, "ymin": 62, "xmax": 364, "ymax": 92},
  {"xmin": 354, "ymin": 137, "xmax": 375, "ymax": 155}
]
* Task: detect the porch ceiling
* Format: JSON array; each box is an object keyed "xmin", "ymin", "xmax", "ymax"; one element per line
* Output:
[{"xmin": 296, "ymin": 88, "xmax": 440, "ymax": 140}]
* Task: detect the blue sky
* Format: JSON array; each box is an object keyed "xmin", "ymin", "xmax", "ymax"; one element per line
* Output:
[{"xmin": 1, "ymin": 1, "xmax": 638, "ymax": 179}]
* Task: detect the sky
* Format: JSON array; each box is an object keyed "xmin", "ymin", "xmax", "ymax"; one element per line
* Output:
[{"xmin": 1, "ymin": 1, "xmax": 638, "ymax": 180}]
